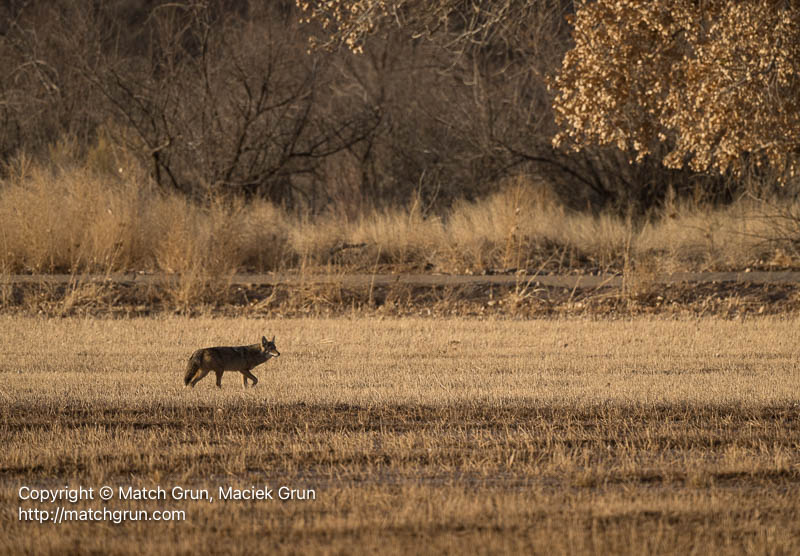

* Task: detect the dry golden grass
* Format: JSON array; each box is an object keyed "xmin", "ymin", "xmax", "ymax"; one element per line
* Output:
[
  {"xmin": 1, "ymin": 153, "xmax": 797, "ymax": 283},
  {"xmin": 2, "ymin": 315, "xmax": 800, "ymax": 554}
]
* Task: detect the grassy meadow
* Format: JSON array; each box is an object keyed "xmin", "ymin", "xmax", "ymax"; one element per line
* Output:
[{"xmin": 2, "ymin": 315, "xmax": 800, "ymax": 554}]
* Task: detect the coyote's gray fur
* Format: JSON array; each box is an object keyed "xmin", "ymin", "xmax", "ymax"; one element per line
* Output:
[{"xmin": 184, "ymin": 336, "xmax": 280, "ymax": 388}]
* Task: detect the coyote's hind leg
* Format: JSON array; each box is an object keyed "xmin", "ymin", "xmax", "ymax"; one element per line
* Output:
[{"xmin": 190, "ymin": 368, "xmax": 211, "ymax": 387}]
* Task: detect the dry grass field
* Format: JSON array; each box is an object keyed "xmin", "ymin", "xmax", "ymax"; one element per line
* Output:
[
  {"xmin": 2, "ymin": 315, "xmax": 800, "ymax": 554},
  {"xmin": 3, "ymin": 157, "xmax": 800, "ymax": 281}
]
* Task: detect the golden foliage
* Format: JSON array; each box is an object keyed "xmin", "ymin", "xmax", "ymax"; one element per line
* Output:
[
  {"xmin": 297, "ymin": 0, "xmax": 391, "ymax": 52},
  {"xmin": 296, "ymin": 0, "xmax": 552, "ymax": 54},
  {"xmin": 551, "ymin": 0, "xmax": 800, "ymax": 180}
]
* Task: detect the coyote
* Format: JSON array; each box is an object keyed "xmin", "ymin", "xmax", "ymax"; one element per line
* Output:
[{"xmin": 184, "ymin": 336, "xmax": 280, "ymax": 388}]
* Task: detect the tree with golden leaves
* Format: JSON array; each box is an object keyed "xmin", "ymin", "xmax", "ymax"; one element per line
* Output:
[
  {"xmin": 551, "ymin": 0, "xmax": 800, "ymax": 181},
  {"xmin": 300, "ymin": 0, "xmax": 800, "ymax": 184}
]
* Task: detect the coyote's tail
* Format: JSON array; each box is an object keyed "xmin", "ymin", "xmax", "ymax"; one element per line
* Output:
[{"xmin": 184, "ymin": 353, "xmax": 200, "ymax": 386}]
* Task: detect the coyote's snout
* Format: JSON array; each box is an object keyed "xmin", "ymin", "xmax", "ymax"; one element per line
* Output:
[{"xmin": 184, "ymin": 336, "xmax": 280, "ymax": 388}]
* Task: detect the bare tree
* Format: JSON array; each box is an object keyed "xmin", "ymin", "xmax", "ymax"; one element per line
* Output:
[{"xmin": 63, "ymin": 2, "xmax": 379, "ymax": 205}]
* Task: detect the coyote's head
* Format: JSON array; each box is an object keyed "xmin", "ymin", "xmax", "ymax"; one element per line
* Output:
[{"xmin": 262, "ymin": 335, "xmax": 280, "ymax": 358}]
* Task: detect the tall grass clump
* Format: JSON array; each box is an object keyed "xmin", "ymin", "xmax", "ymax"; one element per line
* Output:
[
  {"xmin": 285, "ymin": 200, "xmax": 445, "ymax": 271},
  {"xmin": 634, "ymin": 192, "xmax": 775, "ymax": 273},
  {"xmin": 151, "ymin": 196, "xmax": 238, "ymax": 308},
  {"xmin": 0, "ymin": 142, "xmax": 294, "ymax": 282},
  {"xmin": 0, "ymin": 144, "xmax": 154, "ymax": 273},
  {"xmin": 351, "ymin": 198, "xmax": 445, "ymax": 269},
  {"xmin": 439, "ymin": 180, "xmax": 786, "ymax": 274},
  {"xmin": 444, "ymin": 179, "xmax": 598, "ymax": 272},
  {"xmin": 152, "ymin": 196, "xmax": 294, "ymax": 308},
  {"xmin": 0, "ymin": 142, "xmax": 797, "ymax": 277}
]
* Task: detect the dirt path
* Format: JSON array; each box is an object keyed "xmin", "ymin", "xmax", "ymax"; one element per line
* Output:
[{"xmin": 3, "ymin": 270, "xmax": 800, "ymax": 288}]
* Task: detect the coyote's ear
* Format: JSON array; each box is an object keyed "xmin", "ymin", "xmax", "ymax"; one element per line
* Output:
[
  {"xmin": 262, "ymin": 336, "xmax": 268, "ymax": 346},
  {"xmin": 271, "ymin": 335, "xmax": 275, "ymax": 343}
]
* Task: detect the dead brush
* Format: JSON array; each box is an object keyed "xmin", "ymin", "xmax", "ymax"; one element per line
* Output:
[
  {"xmin": 260, "ymin": 260, "xmax": 350, "ymax": 316},
  {"xmin": 154, "ymin": 197, "xmax": 245, "ymax": 312},
  {"xmin": 618, "ymin": 210, "xmax": 662, "ymax": 310},
  {"xmin": 0, "ymin": 265, "xmax": 14, "ymax": 309},
  {"xmin": 501, "ymin": 273, "xmax": 551, "ymax": 317},
  {"xmin": 286, "ymin": 280, "xmax": 348, "ymax": 316},
  {"xmin": 0, "ymin": 152, "xmax": 796, "ymax": 280},
  {"xmin": 55, "ymin": 274, "xmax": 117, "ymax": 317},
  {"xmin": 743, "ymin": 194, "xmax": 800, "ymax": 267}
]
